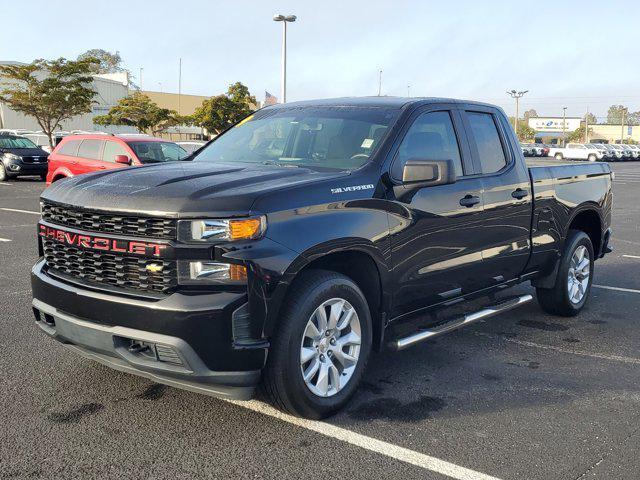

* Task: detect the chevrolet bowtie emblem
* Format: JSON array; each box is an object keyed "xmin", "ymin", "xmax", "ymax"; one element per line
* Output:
[{"xmin": 146, "ymin": 263, "xmax": 163, "ymax": 273}]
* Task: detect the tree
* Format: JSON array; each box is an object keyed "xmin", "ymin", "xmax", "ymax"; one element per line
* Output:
[
  {"xmin": 515, "ymin": 120, "xmax": 536, "ymax": 142},
  {"xmin": 0, "ymin": 58, "xmax": 97, "ymax": 147},
  {"xmin": 627, "ymin": 111, "xmax": 640, "ymax": 126},
  {"xmin": 606, "ymin": 105, "xmax": 627, "ymax": 125},
  {"xmin": 93, "ymin": 92, "xmax": 185, "ymax": 136},
  {"xmin": 566, "ymin": 126, "xmax": 593, "ymax": 143},
  {"xmin": 583, "ymin": 112, "xmax": 597, "ymax": 125},
  {"xmin": 77, "ymin": 49, "xmax": 124, "ymax": 74},
  {"xmin": 523, "ymin": 109, "xmax": 538, "ymax": 121},
  {"xmin": 192, "ymin": 82, "xmax": 257, "ymax": 135}
]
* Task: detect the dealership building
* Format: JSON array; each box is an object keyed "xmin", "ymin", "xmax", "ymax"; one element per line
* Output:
[{"xmin": 528, "ymin": 116, "xmax": 639, "ymax": 144}]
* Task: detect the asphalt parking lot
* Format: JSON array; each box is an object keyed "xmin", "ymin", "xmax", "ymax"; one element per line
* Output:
[{"xmin": 1, "ymin": 163, "xmax": 639, "ymax": 480}]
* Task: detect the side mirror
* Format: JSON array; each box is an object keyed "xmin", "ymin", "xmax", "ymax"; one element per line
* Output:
[
  {"xmin": 402, "ymin": 159, "xmax": 456, "ymax": 188},
  {"xmin": 114, "ymin": 155, "xmax": 132, "ymax": 165}
]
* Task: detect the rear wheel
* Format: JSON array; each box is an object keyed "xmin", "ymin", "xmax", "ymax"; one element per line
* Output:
[
  {"xmin": 554, "ymin": 153, "xmax": 563, "ymax": 160},
  {"xmin": 587, "ymin": 154, "xmax": 597, "ymax": 162},
  {"xmin": 261, "ymin": 270, "xmax": 372, "ymax": 419},
  {"xmin": 536, "ymin": 230, "xmax": 594, "ymax": 317}
]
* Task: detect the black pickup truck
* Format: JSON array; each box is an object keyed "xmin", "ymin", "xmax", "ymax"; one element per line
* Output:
[{"xmin": 31, "ymin": 97, "xmax": 612, "ymax": 418}]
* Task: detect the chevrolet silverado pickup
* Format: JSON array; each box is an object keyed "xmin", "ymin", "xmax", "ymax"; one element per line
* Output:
[{"xmin": 31, "ymin": 97, "xmax": 612, "ymax": 419}]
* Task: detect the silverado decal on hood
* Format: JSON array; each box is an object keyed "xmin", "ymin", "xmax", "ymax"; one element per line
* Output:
[{"xmin": 331, "ymin": 184, "xmax": 375, "ymax": 194}]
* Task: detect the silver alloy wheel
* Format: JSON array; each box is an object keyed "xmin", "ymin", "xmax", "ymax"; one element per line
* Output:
[
  {"xmin": 299, "ymin": 297, "xmax": 362, "ymax": 397},
  {"xmin": 567, "ymin": 245, "xmax": 590, "ymax": 304}
]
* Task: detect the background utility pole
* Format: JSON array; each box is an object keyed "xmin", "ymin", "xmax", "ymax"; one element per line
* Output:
[
  {"xmin": 585, "ymin": 106, "xmax": 589, "ymax": 143},
  {"xmin": 407, "ymin": 84, "xmax": 411, "ymax": 97},
  {"xmin": 378, "ymin": 70, "xmax": 382, "ymax": 96},
  {"xmin": 178, "ymin": 58, "xmax": 182, "ymax": 137},
  {"xmin": 562, "ymin": 107, "xmax": 567, "ymax": 147},
  {"xmin": 621, "ymin": 107, "xmax": 627, "ymax": 144},
  {"xmin": 273, "ymin": 14, "xmax": 296, "ymax": 103},
  {"xmin": 139, "ymin": 67, "xmax": 143, "ymax": 90},
  {"xmin": 507, "ymin": 90, "xmax": 528, "ymax": 138}
]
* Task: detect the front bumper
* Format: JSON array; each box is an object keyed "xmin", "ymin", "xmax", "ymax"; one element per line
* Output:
[
  {"xmin": 31, "ymin": 259, "xmax": 267, "ymax": 400},
  {"xmin": 4, "ymin": 159, "xmax": 47, "ymax": 176}
]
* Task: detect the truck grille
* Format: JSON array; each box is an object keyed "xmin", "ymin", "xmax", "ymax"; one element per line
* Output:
[
  {"xmin": 41, "ymin": 202, "xmax": 177, "ymax": 240},
  {"xmin": 42, "ymin": 238, "xmax": 177, "ymax": 294}
]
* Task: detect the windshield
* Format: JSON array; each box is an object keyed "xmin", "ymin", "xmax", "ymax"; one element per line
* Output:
[
  {"xmin": 193, "ymin": 107, "xmax": 398, "ymax": 171},
  {"xmin": 127, "ymin": 141, "xmax": 188, "ymax": 163},
  {"xmin": 0, "ymin": 137, "xmax": 38, "ymax": 149}
]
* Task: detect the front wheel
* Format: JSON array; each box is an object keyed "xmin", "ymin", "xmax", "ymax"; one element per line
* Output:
[
  {"xmin": 0, "ymin": 163, "xmax": 8, "ymax": 181},
  {"xmin": 261, "ymin": 270, "xmax": 372, "ymax": 419},
  {"xmin": 588, "ymin": 154, "xmax": 597, "ymax": 162},
  {"xmin": 536, "ymin": 230, "xmax": 594, "ymax": 317},
  {"xmin": 554, "ymin": 153, "xmax": 563, "ymax": 160}
]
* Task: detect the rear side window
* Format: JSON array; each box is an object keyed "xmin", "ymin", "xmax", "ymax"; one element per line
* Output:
[
  {"xmin": 467, "ymin": 112, "xmax": 507, "ymax": 174},
  {"xmin": 56, "ymin": 140, "xmax": 80, "ymax": 156},
  {"xmin": 102, "ymin": 140, "xmax": 129, "ymax": 163},
  {"xmin": 392, "ymin": 111, "xmax": 463, "ymax": 179},
  {"xmin": 77, "ymin": 139, "xmax": 104, "ymax": 160}
]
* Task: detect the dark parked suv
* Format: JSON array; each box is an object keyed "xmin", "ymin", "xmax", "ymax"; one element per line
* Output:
[
  {"xmin": 31, "ymin": 97, "xmax": 612, "ymax": 418},
  {"xmin": 0, "ymin": 133, "xmax": 49, "ymax": 181}
]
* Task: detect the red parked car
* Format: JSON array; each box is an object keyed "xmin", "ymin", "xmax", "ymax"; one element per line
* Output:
[{"xmin": 46, "ymin": 134, "xmax": 188, "ymax": 185}]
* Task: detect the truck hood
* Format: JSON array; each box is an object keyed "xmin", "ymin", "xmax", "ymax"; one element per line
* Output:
[
  {"xmin": 41, "ymin": 161, "xmax": 348, "ymax": 217},
  {"xmin": 4, "ymin": 148, "xmax": 49, "ymax": 157}
]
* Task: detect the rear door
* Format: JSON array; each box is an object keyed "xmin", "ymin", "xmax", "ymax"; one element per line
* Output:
[
  {"xmin": 75, "ymin": 139, "xmax": 106, "ymax": 175},
  {"xmin": 460, "ymin": 106, "xmax": 532, "ymax": 285},
  {"xmin": 387, "ymin": 106, "xmax": 487, "ymax": 317}
]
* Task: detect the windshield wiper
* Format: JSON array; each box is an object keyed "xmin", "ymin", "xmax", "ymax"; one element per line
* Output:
[{"xmin": 261, "ymin": 160, "xmax": 301, "ymax": 168}]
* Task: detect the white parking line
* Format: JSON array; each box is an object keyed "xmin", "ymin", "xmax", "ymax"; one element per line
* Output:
[
  {"xmin": 229, "ymin": 399, "xmax": 503, "ymax": 480},
  {"xmin": 593, "ymin": 284, "xmax": 640, "ymax": 294},
  {"xmin": 0, "ymin": 207, "xmax": 39, "ymax": 215},
  {"xmin": 0, "ymin": 237, "xmax": 11, "ymax": 242},
  {"xmin": 476, "ymin": 333, "xmax": 640, "ymax": 366},
  {"xmin": 0, "ymin": 183, "xmax": 11, "ymax": 186},
  {"xmin": 622, "ymin": 255, "xmax": 640, "ymax": 260}
]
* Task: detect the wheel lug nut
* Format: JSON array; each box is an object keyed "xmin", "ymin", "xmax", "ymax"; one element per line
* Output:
[
  {"xmin": 319, "ymin": 354, "xmax": 325, "ymax": 362},
  {"xmin": 330, "ymin": 338, "xmax": 336, "ymax": 345},
  {"xmin": 325, "ymin": 330, "xmax": 331, "ymax": 336}
]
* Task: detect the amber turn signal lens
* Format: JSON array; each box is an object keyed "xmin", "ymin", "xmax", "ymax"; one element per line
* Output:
[
  {"xmin": 229, "ymin": 264, "xmax": 247, "ymax": 281},
  {"xmin": 229, "ymin": 218, "xmax": 263, "ymax": 240}
]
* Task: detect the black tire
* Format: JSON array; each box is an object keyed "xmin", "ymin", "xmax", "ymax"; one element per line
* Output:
[
  {"xmin": 261, "ymin": 269, "xmax": 372, "ymax": 419},
  {"xmin": 536, "ymin": 230, "xmax": 594, "ymax": 317}
]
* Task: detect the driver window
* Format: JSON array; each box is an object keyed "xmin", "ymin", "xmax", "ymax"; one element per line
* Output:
[{"xmin": 392, "ymin": 111, "xmax": 463, "ymax": 179}]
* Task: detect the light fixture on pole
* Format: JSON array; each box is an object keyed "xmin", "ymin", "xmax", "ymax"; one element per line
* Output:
[
  {"xmin": 506, "ymin": 89, "xmax": 528, "ymax": 137},
  {"xmin": 273, "ymin": 14, "xmax": 297, "ymax": 103}
]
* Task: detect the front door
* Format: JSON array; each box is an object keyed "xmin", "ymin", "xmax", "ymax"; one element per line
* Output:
[{"xmin": 387, "ymin": 108, "xmax": 487, "ymax": 318}]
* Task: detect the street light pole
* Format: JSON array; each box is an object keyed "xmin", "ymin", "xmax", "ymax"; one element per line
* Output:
[
  {"xmin": 506, "ymin": 90, "xmax": 528, "ymax": 138},
  {"xmin": 139, "ymin": 67, "xmax": 143, "ymax": 90},
  {"xmin": 377, "ymin": 70, "xmax": 382, "ymax": 96},
  {"xmin": 562, "ymin": 107, "xmax": 567, "ymax": 147},
  {"xmin": 273, "ymin": 14, "xmax": 296, "ymax": 103},
  {"xmin": 621, "ymin": 107, "xmax": 627, "ymax": 144}
]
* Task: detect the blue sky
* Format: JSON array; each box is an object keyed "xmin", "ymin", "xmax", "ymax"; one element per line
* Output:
[{"xmin": 2, "ymin": 0, "xmax": 639, "ymax": 120}]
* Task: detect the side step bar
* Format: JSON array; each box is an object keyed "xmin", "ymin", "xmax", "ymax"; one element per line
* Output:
[{"xmin": 390, "ymin": 294, "xmax": 533, "ymax": 351}]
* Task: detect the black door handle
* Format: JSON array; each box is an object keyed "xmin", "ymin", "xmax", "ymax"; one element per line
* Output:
[
  {"xmin": 511, "ymin": 188, "xmax": 529, "ymax": 199},
  {"xmin": 459, "ymin": 195, "xmax": 480, "ymax": 207}
]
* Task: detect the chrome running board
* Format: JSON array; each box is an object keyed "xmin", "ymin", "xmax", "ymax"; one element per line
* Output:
[{"xmin": 390, "ymin": 294, "xmax": 533, "ymax": 351}]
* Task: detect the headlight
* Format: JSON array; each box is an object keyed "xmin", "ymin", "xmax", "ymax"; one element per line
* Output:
[
  {"xmin": 177, "ymin": 260, "xmax": 247, "ymax": 284},
  {"xmin": 4, "ymin": 153, "xmax": 21, "ymax": 161},
  {"xmin": 178, "ymin": 216, "xmax": 266, "ymax": 243}
]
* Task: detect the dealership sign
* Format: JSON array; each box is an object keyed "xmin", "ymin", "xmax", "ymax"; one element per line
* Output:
[{"xmin": 528, "ymin": 117, "xmax": 581, "ymax": 132}]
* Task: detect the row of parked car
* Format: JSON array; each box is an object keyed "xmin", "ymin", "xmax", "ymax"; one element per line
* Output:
[
  {"xmin": 0, "ymin": 130, "xmax": 207, "ymax": 183},
  {"xmin": 521, "ymin": 142, "xmax": 640, "ymax": 161}
]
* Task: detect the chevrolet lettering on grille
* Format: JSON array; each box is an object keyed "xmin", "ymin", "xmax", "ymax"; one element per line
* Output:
[{"xmin": 38, "ymin": 224, "xmax": 168, "ymax": 257}]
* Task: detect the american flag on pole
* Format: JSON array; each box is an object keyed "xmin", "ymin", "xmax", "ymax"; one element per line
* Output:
[{"xmin": 264, "ymin": 91, "xmax": 278, "ymax": 106}]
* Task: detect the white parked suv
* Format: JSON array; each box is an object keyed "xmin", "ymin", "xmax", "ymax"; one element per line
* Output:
[{"xmin": 548, "ymin": 143, "xmax": 604, "ymax": 161}]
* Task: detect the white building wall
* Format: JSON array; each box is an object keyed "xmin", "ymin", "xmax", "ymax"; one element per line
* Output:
[{"xmin": 0, "ymin": 75, "xmax": 136, "ymax": 134}]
